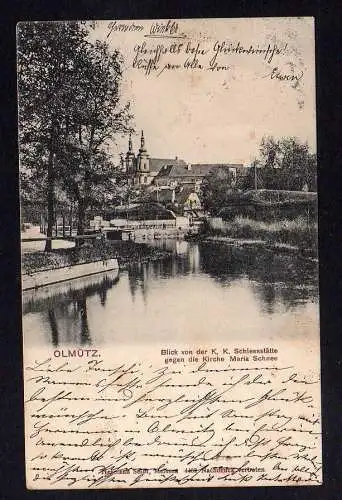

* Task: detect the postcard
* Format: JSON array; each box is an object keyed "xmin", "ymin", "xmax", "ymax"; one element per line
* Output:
[{"xmin": 18, "ymin": 17, "xmax": 321, "ymax": 489}]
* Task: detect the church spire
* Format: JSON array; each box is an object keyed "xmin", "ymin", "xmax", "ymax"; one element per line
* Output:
[
  {"xmin": 125, "ymin": 131, "xmax": 135, "ymax": 175},
  {"xmin": 136, "ymin": 128, "xmax": 149, "ymax": 176},
  {"xmin": 140, "ymin": 130, "xmax": 146, "ymax": 152}
]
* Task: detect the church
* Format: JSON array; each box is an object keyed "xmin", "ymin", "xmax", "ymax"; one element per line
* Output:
[
  {"xmin": 124, "ymin": 130, "xmax": 187, "ymax": 186},
  {"xmin": 123, "ymin": 130, "xmax": 248, "ymax": 189}
]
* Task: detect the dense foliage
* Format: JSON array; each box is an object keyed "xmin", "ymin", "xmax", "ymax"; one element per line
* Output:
[
  {"xmin": 240, "ymin": 136, "xmax": 317, "ymax": 191},
  {"xmin": 17, "ymin": 22, "xmax": 132, "ymax": 249},
  {"xmin": 201, "ymin": 136, "xmax": 317, "ymax": 215},
  {"xmin": 201, "ymin": 168, "xmax": 235, "ymax": 213}
]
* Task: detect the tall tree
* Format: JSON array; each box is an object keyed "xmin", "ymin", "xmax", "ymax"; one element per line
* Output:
[
  {"xmin": 56, "ymin": 39, "xmax": 132, "ymax": 244},
  {"xmin": 201, "ymin": 168, "xmax": 235, "ymax": 214},
  {"xmin": 17, "ymin": 22, "xmax": 89, "ymax": 250},
  {"xmin": 17, "ymin": 22, "xmax": 132, "ymax": 249},
  {"xmin": 257, "ymin": 136, "xmax": 317, "ymax": 191}
]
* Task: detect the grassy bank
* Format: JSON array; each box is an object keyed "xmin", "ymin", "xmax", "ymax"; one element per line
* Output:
[
  {"xmin": 203, "ymin": 216, "xmax": 318, "ymax": 255},
  {"xmin": 22, "ymin": 240, "xmax": 171, "ymax": 275}
]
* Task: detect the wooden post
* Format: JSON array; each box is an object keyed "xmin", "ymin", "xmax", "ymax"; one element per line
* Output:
[{"xmin": 55, "ymin": 215, "xmax": 58, "ymax": 237}]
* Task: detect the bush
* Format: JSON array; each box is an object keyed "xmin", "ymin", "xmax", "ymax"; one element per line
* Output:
[{"xmin": 205, "ymin": 216, "xmax": 317, "ymax": 253}]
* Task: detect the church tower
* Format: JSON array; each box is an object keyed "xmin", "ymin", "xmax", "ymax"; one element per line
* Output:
[
  {"xmin": 125, "ymin": 133, "xmax": 136, "ymax": 175},
  {"xmin": 136, "ymin": 130, "xmax": 150, "ymax": 184}
]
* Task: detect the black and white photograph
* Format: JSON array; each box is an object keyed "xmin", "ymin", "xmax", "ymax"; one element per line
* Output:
[{"xmin": 18, "ymin": 18, "xmax": 321, "ymax": 489}]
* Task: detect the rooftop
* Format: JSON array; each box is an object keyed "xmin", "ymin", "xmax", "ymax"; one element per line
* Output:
[
  {"xmin": 149, "ymin": 158, "xmax": 186, "ymax": 174},
  {"xmin": 154, "ymin": 163, "xmax": 246, "ymax": 180}
]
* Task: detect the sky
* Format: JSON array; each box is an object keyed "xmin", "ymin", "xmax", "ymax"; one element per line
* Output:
[{"xmin": 90, "ymin": 18, "xmax": 316, "ymax": 166}]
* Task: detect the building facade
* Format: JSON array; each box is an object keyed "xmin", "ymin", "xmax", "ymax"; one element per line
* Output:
[{"xmin": 125, "ymin": 131, "xmax": 187, "ymax": 186}]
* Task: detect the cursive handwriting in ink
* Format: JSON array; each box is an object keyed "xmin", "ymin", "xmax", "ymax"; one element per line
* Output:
[{"xmin": 24, "ymin": 352, "xmax": 321, "ymax": 488}]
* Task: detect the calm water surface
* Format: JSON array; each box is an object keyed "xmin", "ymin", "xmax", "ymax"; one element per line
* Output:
[{"xmin": 22, "ymin": 240, "xmax": 319, "ymax": 346}]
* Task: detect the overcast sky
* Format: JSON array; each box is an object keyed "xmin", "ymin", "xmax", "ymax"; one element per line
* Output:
[{"xmin": 91, "ymin": 18, "xmax": 316, "ymax": 166}]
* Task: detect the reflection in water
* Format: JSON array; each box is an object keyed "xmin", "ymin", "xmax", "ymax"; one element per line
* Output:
[
  {"xmin": 135, "ymin": 240, "xmax": 318, "ymax": 312},
  {"xmin": 48, "ymin": 309, "xmax": 59, "ymax": 347},
  {"xmin": 45, "ymin": 295, "xmax": 91, "ymax": 347},
  {"xmin": 22, "ymin": 242, "xmax": 319, "ymax": 346},
  {"xmin": 197, "ymin": 243, "xmax": 318, "ymax": 314},
  {"xmin": 128, "ymin": 263, "xmax": 150, "ymax": 304},
  {"xmin": 23, "ymin": 270, "xmax": 119, "ymax": 346},
  {"xmin": 79, "ymin": 296, "xmax": 91, "ymax": 345}
]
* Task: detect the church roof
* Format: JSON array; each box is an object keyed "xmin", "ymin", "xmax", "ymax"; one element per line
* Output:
[
  {"xmin": 154, "ymin": 163, "xmax": 246, "ymax": 180},
  {"xmin": 149, "ymin": 158, "xmax": 186, "ymax": 173},
  {"xmin": 155, "ymin": 164, "xmax": 193, "ymax": 179}
]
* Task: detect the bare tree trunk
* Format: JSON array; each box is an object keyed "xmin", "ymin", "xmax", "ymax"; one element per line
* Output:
[
  {"xmin": 44, "ymin": 147, "xmax": 54, "ymax": 252},
  {"xmin": 76, "ymin": 199, "xmax": 85, "ymax": 247},
  {"xmin": 69, "ymin": 204, "xmax": 73, "ymax": 237}
]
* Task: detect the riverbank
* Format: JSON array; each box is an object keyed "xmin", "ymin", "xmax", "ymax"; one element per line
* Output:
[
  {"xmin": 194, "ymin": 216, "xmax": 318, "ymax": 257},
  {"xmin": 21, "ymin": 240, "xmax": 171, "ymax": 275}
]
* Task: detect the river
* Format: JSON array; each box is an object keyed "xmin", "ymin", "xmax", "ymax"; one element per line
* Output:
[{"xmin": 22, "ymin": 240, "xmax": 319, "ymax": 347}]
